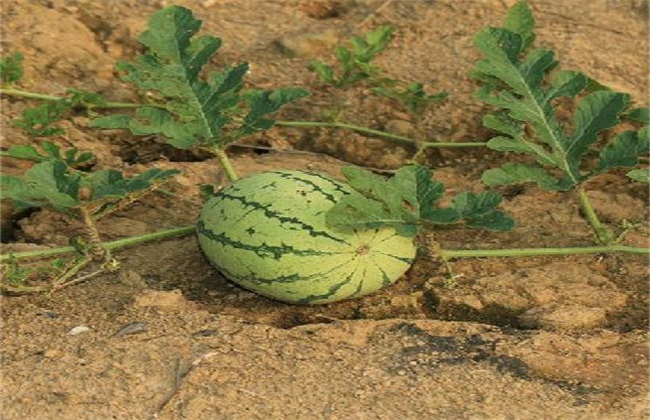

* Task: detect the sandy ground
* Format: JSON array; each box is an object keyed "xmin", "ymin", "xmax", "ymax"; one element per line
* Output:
[{"xmin": 1, "ymin": 0, "xmax": 649, "ymax": 418}]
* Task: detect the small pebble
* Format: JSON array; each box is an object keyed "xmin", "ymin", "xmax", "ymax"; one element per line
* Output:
[
  {"xmin": 114, "ymin": 322, "xmax": 148, "ymax": 337},
  {"xmin": 193, "ymin": 329, "xmax": 218, "ymax": 337},
  {"xmin": 37, "ymin": 312, "xmax": 59, "ymax": 319},
  {"xmin": 68, "ymin": 326, "xmax": 92, "ymax": 336}
]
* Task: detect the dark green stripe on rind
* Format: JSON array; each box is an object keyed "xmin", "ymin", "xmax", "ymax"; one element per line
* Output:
[
  {"xmin": 295, "ymin": 269, "xmax": 359, "ymax": 304},
  {"xmin": 268, "ymin": 171, "xmax": 350, "ymax": 202},
  {"xmin": 197, "ymin": 221, "xmax": 343, "ymax": 260},
  {"xmin": 217, "ymin": 256, "xmax": 354, "ymax": 287},
  {"xmin": 211, "ymin": 189, "xmax": 350, "ymax": 245},
  {"xmin": 359, "ymin": 230, "xmax": 415, "ymax": 264},
  {"xmin": 374, "ymin": 251, "xmax": 415, "ymax": 264},
  {"xmin": 294, "ymin": 257, "xmax": 394, "ymax": 304}
]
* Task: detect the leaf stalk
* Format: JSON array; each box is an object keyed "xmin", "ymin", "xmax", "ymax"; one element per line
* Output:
[
  {"xmin": 212, "ymin": 147, "xmax": 239, "ymax": 181},
  {"xmin": 576, "ymin": 187, "xmax": 615, "ymax": 245}
]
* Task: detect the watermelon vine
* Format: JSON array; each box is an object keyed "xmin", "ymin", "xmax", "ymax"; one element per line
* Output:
[{"xmin": 0, "ymin": 2, "xmax": 648, "ymax": 300}]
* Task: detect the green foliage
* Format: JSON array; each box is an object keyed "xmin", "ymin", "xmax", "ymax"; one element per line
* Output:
[
  {"xmin": 0, "ymin": 254, "xmax": 90, "ymax": 293},
  {"xmin": 595, "ymin": 127, "xmax": 649, "ymax": 174},
  {"xmin": 309, "ymin": 26, "xmax": 448, "ymax": 117},
  {"xmin": 626, "ymin": 168, "xmax": 650, "ymax": 183},
  {"xmin": 1, "ymin": 140, "xmax": 94, "ymax": 167},
  {"xmin": 91, "ymin": 6, "xmax": 308, "ymax": 150},
  {"xmin": 11, "ymin": 89, "xmax": 109, "ymax": 137},
  {"xmin": 503, "ymin": 0, "xmax": 535, "ymax": 50},
  {"xmin": 326, "ymin": 164, "xmax": 513, "ymax": 236},
  {"xmin": 309, "ymin": 26, "xmax": 394, "ymax": 88},
  {"xmin": 624, "ymin": 107, "xmax": 650, "ymax": 124},
  {"xmin": 12, "ymin": 100, "xmax": 71, "ymax": 137},
  {"xmin": 1, "ymin": 256, "xmax": 33, "ymax": 288},
  {"xmin": 372, "ymin": 82, "xmax": 448, "ymax": 117},
  {"xmin": 65, "ymin": 88, "xmax": 108, "ymax": 111},
  {"xmin": 1, "ymin": 161, "xmax": 80, "ymax": 212},
  {"xmin": 0, "ymin": 157, "xmax": 179, "ymax": 214},
  {"xmin": 474, "ymin": 1, "xmax": 648, "ymax": 191},
  {"xmin": 0, "ymin": 51, "xmax": 24, "ymax": 85}
]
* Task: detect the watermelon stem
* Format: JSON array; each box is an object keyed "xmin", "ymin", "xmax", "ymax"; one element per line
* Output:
[
  {"xmin": 211, "ymin": 147, "xmax": 239, "ymax": 181},
  {"xmin": 2, "ymin": 225, "xmax": 647, "ymax": 264},
  {"xmin": 439, "ymin": 244, "xmax": 650, "ymax": 259},
  {"xmin": 78, "ymin": 204, "xmax": 110, "ymax": 261},
  {"xmin": 275, "ymin": 120, "xmax": 485, "ymax": 149},
  {"xmin": 0, "ymin": 226, "xmax": 196, "ymax": 263}
]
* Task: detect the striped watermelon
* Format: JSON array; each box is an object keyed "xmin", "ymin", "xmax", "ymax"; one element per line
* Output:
[{"xmin": 197, "ymin": 170, "xmax": 416, "ymax": 304}]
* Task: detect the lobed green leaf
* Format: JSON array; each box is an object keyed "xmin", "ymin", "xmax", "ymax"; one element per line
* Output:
[
  {"xmin": 12, "ymin": 101, "xmax": 72, "ymax": 137},
  {"xmin": 503, "ymin": 1, "xmax": 535, "ymax": 51},
  {"xmin": 567, "ymin": 91, "xmax": 629, "ymax": 172},
  {"xmin": 0, "ymin": 161, "xmax": 80, "ymax": 212},
  {"xmin": 451, "ymin": 191, "xmax": 514, "ymax": 231},
  {"xmin": 1, "ymin": 141, "xmax": 94, "ymax": 167},
  {"xmin": 482, "ymin": 163, "xmax": 564, "ymax": 190},
  {"xmin": 235, "ymin": 88, "xmax": 309, "ymax": 138},
  {"xmin": 474, "ymin": 1, "xmax": 640, "ymax": 191},
  {"xmin": 91, "ymin": 6, "xmax": 306, "ymax": 150},
  {"xmin": 327, "ymin": 165, "xmax": 512, "ymax": 236},
  {"xmin": 596, "ymin": 127, "xmax": 650, "ymax": 174}
]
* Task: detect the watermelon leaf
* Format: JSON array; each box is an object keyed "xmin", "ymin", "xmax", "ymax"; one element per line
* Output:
[
  {"xmin": 623, "ymin": 107, "xmax": 650, "ymax": 124},
  {"xmin": 594, "ymin": 127, "xmax": 650, "ymax": 174},
  {"xmin": 309, "ymin": 26, "xmax": 394, "ymax": 88},
  {"xmin": 11, "ymin": 100, "xmax": 72, "ymax": 137},
  {"xmin": 326, "ymin": 164, "xmax": 513, "ymax": 236},
  {"xmin": 626, "ymin": 168, "xmax": 650, "ymax": 183},
  {"xmin": 90, "ymin": 6, "xmax": 308, "ymax": 149},
  {"xmin": 0, "ymin": 153, "xmax": 179, "ymax": 215},
  {"xmin": 451, "ymin": 191, "xmax": 514, "ymax": 231},
  {"xmin": 0, "ymin": 51, "xmax": 24, "ymax": 85},
  {"xmin": 1, "ymin": 141, "xmax": 95, "ymax": 167},
  {"xmin": 474, "ymin": 1, "xmax": 644, "ymax": 191},
  {"xmin": 84, "ymin": 168, "xmax": 180, "ymax": 202},
  {"xmin": 503, "ymin": 0, "xmax": 535, "ymax": 50},
  {"xmin": 0, "ymin": 161, "xmax": 81, "ymax": 213}
]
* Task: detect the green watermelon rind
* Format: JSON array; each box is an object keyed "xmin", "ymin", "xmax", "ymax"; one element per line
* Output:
[{"xmin": 197, "ymin": 170, "xmax": 416, "ymax": 304}]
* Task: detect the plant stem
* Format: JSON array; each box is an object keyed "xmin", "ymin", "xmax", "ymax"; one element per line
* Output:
[
  {"xmin": 439, "ymin": 243, "xmax": 649, "ymax": 259},
  {"xmin": 3, "ymin": 224, "xmax": 647, "ymax": 264},
  {"xmin": 275, "ymin": 120, "xmax": 485, "ymax": 148},
  {"xmin": 211, "ymin": 147, "xmax": 239, "ymax": 181},
  {"xmin": 1, "ymin": 88, "xmax": 61, "ymax": 101},
  {"xmin": 52, "ymin": 257, "xmax": 91, "ymax": 290},
  {"xmin": 1, "ymin": 87, "xmax": 141, "ymax": 109},
  {"xmin": 2, "ymin": 87, "xmax": 486, "ymax": 149},
  {"xmin": 576, "ymin": 187, "xmax": 615, "ymax": 245},
  {"xmin": 0, "ymin": 226, "xmax": 196, "ymax": 263},
  {"xmin": 78, "ymin": 205, "xmax": 108, "ymax": 259}
]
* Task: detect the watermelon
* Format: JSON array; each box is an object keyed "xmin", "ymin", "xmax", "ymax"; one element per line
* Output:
[{"xmin": 197, "ymin": 170, "xmax": 416, "ymax": 304}]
